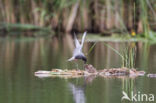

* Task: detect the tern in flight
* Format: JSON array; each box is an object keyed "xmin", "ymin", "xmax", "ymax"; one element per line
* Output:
[{"xmin": 68, "ymin": 31, "xmax": 87, "ymax": 64}]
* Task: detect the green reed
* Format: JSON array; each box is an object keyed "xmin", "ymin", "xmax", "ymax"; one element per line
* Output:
[
  {"xmin": 122, "ymin": 78, "xmax": 135, "ymax": 102},
  {"xmin": 0, "ymin": 0, "xmax": 156, "ymax": 36},
  {"xmin": 122, "ymin": 43, "xmax": 136, "ymax": 68},
  {"xmin": 103, "ymin": 42, "xmax": 136, "ymax": 68}
]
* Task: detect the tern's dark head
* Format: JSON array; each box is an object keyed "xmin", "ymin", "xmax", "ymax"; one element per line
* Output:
[{"xmin": 75, "ymin": 55, "xmax": 87, "ymax": 63}]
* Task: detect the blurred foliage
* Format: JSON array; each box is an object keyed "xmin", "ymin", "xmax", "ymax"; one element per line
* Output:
[{"xmin": 0, "ymin": 0, "xmax": 156, "ymax": 38}]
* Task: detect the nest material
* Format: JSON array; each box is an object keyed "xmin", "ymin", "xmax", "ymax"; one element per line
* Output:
[
  {"xmin": 35, "ymin": 64, "xmax": 145, "ymax": 78},
  {"xmin": 147, "ymin": 74, "xmax": 156, "ymax": 78},
  {"xmin": 99, "ymin": 68, "xmax": 129, "ymax": 76}
]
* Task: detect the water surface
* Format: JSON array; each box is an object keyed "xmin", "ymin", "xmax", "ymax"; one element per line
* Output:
[{"xmin": 0, "ymin": 36, "xmax": 156, "ymax": 103}]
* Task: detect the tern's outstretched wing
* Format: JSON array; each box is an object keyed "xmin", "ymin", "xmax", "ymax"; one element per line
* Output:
[
  {"xmin": 68, "ymin": 57, "xmax": 75, "ymax": 61},
  {"xmin": 74, "ymin": 32, "xmax": 81, "ymax": 48},
  {"xmin": 68, "ymin": 32, "xmax": 87, "ymax": 62},
  {"xmin": 80, "ymin": 31, "xmax": 87, "ymax": 48}
]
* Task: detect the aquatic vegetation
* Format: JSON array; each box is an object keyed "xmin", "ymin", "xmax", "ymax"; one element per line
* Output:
[
  {"xmin": 122, "ymin": 78, "xmax": 134, "ymax": 102},
  {"xmin": 87, "ymin": 42, "xmax": 97, "ymax": 56},
  {"xmin": 87, "ymin": 40, "xmax": 137, "ymax": 69},
  {"xmin": 147, "ymin": 74, "xmax": 156, "ymax": 78},
  {"xmin": 122, "ymin": 43, "xmax": 136, "ymax": 68},
  {"xmin": 0, "ymin": 0, "xmax": 156, "ymax": 37},
  {"xmin": 35, "ymin": 64, "xmax": 145, "ymax": 79},
  {"xmin": 86, "ymin": 34, "xmax": 147, "ymax": 42},
  {"xmin": 0, "ymin": 23, "xmax": 54, "ymax": 36},
  {"xmin": 103, "ymin": 42, "xmax": 137, "ymax": 68}
]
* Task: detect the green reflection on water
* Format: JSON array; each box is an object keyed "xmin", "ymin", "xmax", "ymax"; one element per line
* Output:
[{"xmin": 0, "ymin": 37, "xmax": 156, "ymax": 103}]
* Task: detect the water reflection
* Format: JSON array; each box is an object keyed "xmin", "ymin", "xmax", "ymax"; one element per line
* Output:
[
  {"xmin": 68, "ymin": 75, "xmax": 96, "ymax": 103},
  {"xmin": 0, "ymin": 36, "xmax": 156, "ymax": 103},
  {"xmin": 68, "ymin": 83, "xmax": 86, "ymax": 103},
  {"xmin": 121, "ymin": 78, "xmax": 135, "ymax": 103},
  {"xmin": 0, "ymin": 36, "xmax": 154, "ymax": 70}
]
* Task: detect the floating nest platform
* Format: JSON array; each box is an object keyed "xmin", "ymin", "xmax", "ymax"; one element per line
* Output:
[{"xmin": 35, "ymin": 64, "xmax": 145, "ymax": 78}]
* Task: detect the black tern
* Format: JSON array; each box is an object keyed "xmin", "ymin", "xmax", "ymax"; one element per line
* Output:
[{"xmin": 68, "ymin": 31, "xmax": 87, "ymax": 64}]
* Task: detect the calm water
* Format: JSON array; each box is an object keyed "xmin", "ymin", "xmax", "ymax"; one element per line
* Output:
[{"xmin": 0, "ymin": 36, "xmax": 156, "ymax": 103}]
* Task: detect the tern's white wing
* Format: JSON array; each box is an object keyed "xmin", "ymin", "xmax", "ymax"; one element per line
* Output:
[
  {"xmin": 68, "ymin": 57, "xmax": 75, "ymax": 61},
  {"xmin": 73, "ymin": 47, "xmax": 84, "ymax": 56},
  {"xmin": 80, "ymin": 31, "xmax": 87, "ymax": 49},
  {"xmin": 73, "ymin": 31, "xmax": 87, "ymax": 56},
  {"xmin": 68, "ymin": 32, "xmax": 86, "ymax": 62},
  {"xmin": 74, "ymin": 32, "xmax": 81, "ymax": 48}
]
